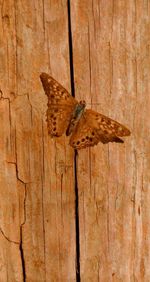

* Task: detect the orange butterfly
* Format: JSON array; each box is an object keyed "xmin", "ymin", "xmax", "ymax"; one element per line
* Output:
[{"xmin": 40, "ymin": 73, "xmax": 130, "ymax": 149}]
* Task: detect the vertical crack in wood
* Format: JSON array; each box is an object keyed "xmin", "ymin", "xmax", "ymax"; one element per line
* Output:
[
  {"xmin": 18, "ymin": 179, "xmax": 27, "ymax": 282},
  {"xmin": 67, "ymin": 0, "xmax": 75, "ymax": 98},
  {"xmin": 67, "ymin": 1, "xmax": 81, "ymax": 281},
  {"xmin": 14, "ymin": 128, "xmax": 27, "ymax": 280},
  {"xmin": 20, "ymin": 225, "xmax": 26, "ymax": 282},
  {"xmin": 74, "ymin": 151, "xmax": 81, "ymax": 281},
  {"xmin": 41, "ymin": 120, "xmax": 46, "ymax": 275}
]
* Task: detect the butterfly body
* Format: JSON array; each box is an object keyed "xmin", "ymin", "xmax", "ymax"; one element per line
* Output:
[
  {"xmin": 40, "ymin": 73, "xmax": 131, "ymax": 149},
  {"xmin": 66, "ymin": 100, "xmax": 86, "ymax": 136}
]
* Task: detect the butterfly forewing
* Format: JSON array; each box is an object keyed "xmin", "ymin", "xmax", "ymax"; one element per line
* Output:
[
  {"xmin": 85, "ymin": 109, "xmax": 131, "ymax": 137},
  {"xmin": 70, "ymin": 109, "xmax": 130, "ymax": 149},
  {"xmin": 40, "ymin": 73, "xmax": 77, "ymax": 137}
]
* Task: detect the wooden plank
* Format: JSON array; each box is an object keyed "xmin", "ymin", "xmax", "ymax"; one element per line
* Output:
[
  {"xmin": 0, "ymin": 0, "xmax": 76, "ymax": 281},
  {"xmin": 0, "ymin": 98, "xmax": 24, "ymax": 281},
  {"xmin": 1, "ymin": 0, "xmax": 150, "ymax": 281},
  {"xmin": 40, "ymin": 1, "xmax": 76, "ymax": 280},
  {"xmin": 71, "ymin": 0, "xmax": 150, "ymax": 281}
]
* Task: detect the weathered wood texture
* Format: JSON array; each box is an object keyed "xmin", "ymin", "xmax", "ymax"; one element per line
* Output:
[
  {"xmin": 71, "ymin": 0, "xmax": 150, "ymax": 281},
  {"xmin": 0, "ymin": 0, "xmax": 76, "ymax": 281},
  {"xmin": 0, "ymin": 0, "xmax": 149, "ymax": 281}
]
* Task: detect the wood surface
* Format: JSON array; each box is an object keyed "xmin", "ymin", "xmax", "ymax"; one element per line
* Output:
[{"xmin": 0, "ymin": 0, "xmax": 149, "ymax": 281}]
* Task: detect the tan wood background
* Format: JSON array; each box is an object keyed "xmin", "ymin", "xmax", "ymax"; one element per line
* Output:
[{"xmin": 0, "ymin": 0, "xmax": 150, "ymax": 281}]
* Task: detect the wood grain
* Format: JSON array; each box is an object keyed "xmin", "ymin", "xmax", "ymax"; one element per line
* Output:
[
  {"xmin": 71, "ymin": 0, "xmax": 150, "ymax": 281},
  {"xmin": 0, "ymin": 0, "xmax": 76, "ymax": 281},
  {"xmin": 0, "ymin": 0, "xmax": 150, "ymax": 281}
]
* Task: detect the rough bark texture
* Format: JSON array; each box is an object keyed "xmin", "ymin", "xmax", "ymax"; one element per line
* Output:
[{"xmin": 0, "ymin": 0, "xmax": 150, "ymax": 281}]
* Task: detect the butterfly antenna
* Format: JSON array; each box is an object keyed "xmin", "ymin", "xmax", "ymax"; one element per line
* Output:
[{"xmin": 67, "ymin": 1, "xmax": 81, "ymax": 281}]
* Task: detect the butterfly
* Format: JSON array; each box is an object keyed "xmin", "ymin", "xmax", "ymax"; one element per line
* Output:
[{"xmin": 40, "ymin": 73, "xmax": 131, "ymax": 149}]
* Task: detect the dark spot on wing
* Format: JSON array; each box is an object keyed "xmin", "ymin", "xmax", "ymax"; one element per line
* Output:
[
  {"xmin": 55, "ymin": 133, "xmax": 59, "ymax": 136},
  {"xmin": 106, "ymin": 119, "xmax": 111, "ymax": 125},
  {"xmin": 112, "ymin": 136, "xmax": 124, "ymax": 143}
]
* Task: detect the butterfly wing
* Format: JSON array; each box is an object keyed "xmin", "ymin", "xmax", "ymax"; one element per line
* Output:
[
  {"xmin": 70, "ymin": 109, "xmax": 131, "ymax": 149},
  {"xmin": 40, "ymin": 73, "xmax": 77, "ymax": 137}
]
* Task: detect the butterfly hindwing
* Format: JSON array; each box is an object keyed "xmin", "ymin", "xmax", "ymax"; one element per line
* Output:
[
  {"xmin": 69, "ymin": 113, "xmax": 100, "ymax": 149},
  {"xmin": 40, "ymin": 73, "xmax": 77, "ymax": 137},
  {"xmin": 46, "ymin": 105, "xmax": 76, "ymax": 137}
]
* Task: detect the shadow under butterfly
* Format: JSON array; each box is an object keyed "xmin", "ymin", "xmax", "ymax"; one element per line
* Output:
[{"xmin": 40, "ymin": 73, "xmax": 131, "ymax": 150}]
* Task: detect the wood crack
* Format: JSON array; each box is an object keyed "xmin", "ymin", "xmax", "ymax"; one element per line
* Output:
[
  {"xmin": 67, "ymin": 1, "xmax": 81, "ymax": 280},
  {"xmin": 20, "ymin": 227, "xmax": 26, "ymax": 282},
  {"xmin": 6, "ymin": 158, "xmax": 27, "ymax": 280},
  {"xmin": 0, "ymin": 227, "xmax": 19, "ymax": 245},
  {"xmin": 19, "ymin": 183, "xmax": 27, "ymax": 281}
]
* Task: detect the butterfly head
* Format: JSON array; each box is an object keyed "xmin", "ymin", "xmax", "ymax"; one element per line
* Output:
[
  {"xmin": 75, "ymin": 100, "xmax": 86, "ymax": 116},
  {"xmin": 79, "ymin": 100, "xmax": 86, "ymax": 108}
]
